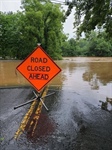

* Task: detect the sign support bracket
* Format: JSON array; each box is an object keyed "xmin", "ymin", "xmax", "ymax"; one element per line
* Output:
[{"xmin": 14, "ymin": 87, "xmax": 55, "ymax": 111}]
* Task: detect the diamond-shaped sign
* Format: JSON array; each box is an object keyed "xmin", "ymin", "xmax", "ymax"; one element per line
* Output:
[{"xmin": 16, "ymin": 46, "xmax": 61, "ymax": 91}]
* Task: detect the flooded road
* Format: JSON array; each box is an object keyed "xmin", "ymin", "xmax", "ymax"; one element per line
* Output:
[{"xmin": 0, "ymin": 57, "xmax": 112, "ymax": 150}]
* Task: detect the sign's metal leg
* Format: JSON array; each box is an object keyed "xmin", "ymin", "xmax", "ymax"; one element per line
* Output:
[
  {"xmin": 40, "ymin": 98, "xmax": 49, "ymax": 111},
  {"xmin": 42, "ymin": 92, "xmax": 55, "ymax": 99},
  {"xmin": 33, "ymin": 91, "xmax": 38, "ymax": 98},
  {"xmin": 14, "ymin": 87, "xmax": 55, "ymax": 111},
  {"xmin": 33, "ymin": 90, "xmax": 49, "ymax": 111},
  {"xmin": 14, "ymin": 98, "xmax": 36, "ymax": 109}
]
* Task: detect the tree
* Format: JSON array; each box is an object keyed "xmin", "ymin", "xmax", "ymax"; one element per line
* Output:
[
  {"xmin": 62, "ymin": 38, "xmax": 78, "ymax": 56},
  {"xmin": 0, "ymin": 0, "xmax": 66, "ymax": 60},
  {"xmin": 75, "ymin": 38, "xmax": 89, "ymax": 56},
  {"xmin": 20, "ymin": 0, "xmax": 65, "ymax": 59},
  {"xmin": 61, "ymin": 31, "xmax": 112, "ymax": 57},
  {"xmin": 65, "ymin": 0, "xmax": 112, "ymax": 38},
  {"xmin": 0, "ymin": 12, "xmax": 20, "ymax": 58},
  {"xmin": 87, "ymin": 31, "xmax": 112, "ymax": 56},
  {"xmin": 0, "ymin": 11, "xmax": 28, "ymax": 59}
]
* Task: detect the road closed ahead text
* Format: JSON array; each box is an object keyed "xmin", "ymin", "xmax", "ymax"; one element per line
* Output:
[
  {"xmin": 16, "ymin": 46, "xmax": 61, "ymax": 91},
  {"xmin": 28, "ymin": 57, "xmax": 50, "ymax": 80}
]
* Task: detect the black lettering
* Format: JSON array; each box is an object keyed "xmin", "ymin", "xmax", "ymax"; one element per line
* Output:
[
  {"xmin": 42, "ymin": 66, "xmax": 45, "ymax": 71},
  {"xmin": 44, "ymin": 74, "xmax": 49, "ymax": 79},
  {"xmin": 29, "ymin": 73, "xmax": 33, "ymax": 79},
  {"xmin": 31, "ymin": 66, "xmax": 34, "ymax": 71},
  {"xmin": 38, "ymin": 66, "xmax": 42, "ymax": 71},
  {"xmin": 43, "ymin": 58, "xmax": 47, "ymax": 63},
  {"xmin": 41, "ymin": 74, "xmax": 49, "ymax": 80},
  {"xmin": 30, "ymin": 57, "xmax": 48, "ymax": 63},
  {"xmin": 35, "ymin": 58, "xmax": 38, "ymax": 63},
  {"xmin": 46, "ymin": 66, "xmax": 50, "ymax": 72},
  {"xmin": 38, "ymin": 66, "xmax": 44, "ymax": 71},
  {"xmin": 29, "ymin": 73, "xmax": 40, "ymax": 79},
  {"xmin": 27, "ymin": 66, "xmax": 34, "ymax": 71},
  {"xmin": 41, "ymin": 74, "xmax": 44, "ymax": 80},
  {"xmin": 29, "ymin": 73, "xmax": 49, "ymax": 80},
  {"xmin": 39, "ymin": 58, "xmax": 43, "ymax": 63},
  {"xmin": 35, "ymin": 74, "xmax": 40, "ymax": 79},
  {"xmin": 31, "ymin": 57, "xmax": 34, "ymax": 62},
  {"xmin": 27, "ymin": 65, "xmax": 51, "ymax": 72},
  {"xmin": 27, "ymin": 66, "xmax": 30, "ymax": 71},
  {"xmin": 34, "ymin": 66, "xmax": 38, "ymax": 71}
]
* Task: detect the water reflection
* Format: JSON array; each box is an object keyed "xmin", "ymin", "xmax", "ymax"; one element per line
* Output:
[
  {"xmin": 0, "ymin": 58, "xmax": 112, "ymax": 99},
  {"xmin": 83, "ymin": 62, "xmax": 112, "ymax": 87},
  {"xmin": 99, "ymin": 97, "xmax": 112, "ymax": 112},
  {"xmin": 83, "ymin": 73, "xmax": 99, "ymax": 90},
  {"xmin": 1, "ymin": 58, "xmax": 112, "ymax": 146}
]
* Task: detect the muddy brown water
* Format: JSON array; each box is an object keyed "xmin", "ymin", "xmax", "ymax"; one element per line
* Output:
[
  {"xmin": 0, "ymin": 57, "xmax": 112, "ymax": 150},
  {"xmin": 0, "ymin": 57, "xmax": 112, "ymax": 112},
  {"xmin": 0, "ymin": 57, "xmax": 112, "ymax": 98}
]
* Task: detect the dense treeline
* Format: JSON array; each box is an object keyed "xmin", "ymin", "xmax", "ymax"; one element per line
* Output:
[
  {"xmin": 62, "ymin": 31, "xmax": 112, "ymax": 57},
  {"xmin": 0, "ymin": 0, "xmax": 112, "ymax": 59},
  {"xmin": 0, "ymin": 0, "xmax": 66, "ymax": 60}
]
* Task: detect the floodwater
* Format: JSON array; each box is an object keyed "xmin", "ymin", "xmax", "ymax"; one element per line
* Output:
[
  {"xmin": 0, "ymin": 57, "xmax": 112, "ymax": 99},
  {"xmin": 0, "ymin": 57, "xmax": 112, "ymax": 150}
]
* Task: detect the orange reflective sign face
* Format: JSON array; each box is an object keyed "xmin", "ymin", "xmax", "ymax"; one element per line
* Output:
[{"xmin": 16, "ymin": 46, "xmax": 61, "ymax": 91}]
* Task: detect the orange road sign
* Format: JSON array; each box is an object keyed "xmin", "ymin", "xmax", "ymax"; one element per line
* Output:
[{"xmin": 16, "ymin": 46, "xmax": 61, "ymax": 91}]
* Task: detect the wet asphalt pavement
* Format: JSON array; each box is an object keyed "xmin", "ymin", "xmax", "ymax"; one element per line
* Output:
[
  {"xmin": 0, "ymin": 87, "xmax": 33, "ymax": 150},
  {"xmin": 0, "ymin": 86, "xmax": 112, "ymax": 150}
]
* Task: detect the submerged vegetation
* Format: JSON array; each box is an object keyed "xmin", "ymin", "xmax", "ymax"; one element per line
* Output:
[{"xmin": 0, "ymin": 0, "xmax": 112, "ymax": 59}]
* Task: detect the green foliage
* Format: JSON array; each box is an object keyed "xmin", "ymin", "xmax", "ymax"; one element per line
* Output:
[
  {"xmin": 62, "ymin": 38, "xmax": 76, "ymax": 56},
  {"xmin": 0, "ymin": 0, "xmax": 65, "ymax": 60},
  {"xmin": 62, "ymin": 31, "xmax": 112, "ymax": 57},
  {"xmin": 0, "ymin": 12, "xmax": 21, "ymax": 58},
  {"xmin": 87, "ymin": 31, "xmax": 112, "ymax": 56},
  {"xmin": 20, "ymin": 0, "xmax": 64, "ymax": 59},
  {"xmin": 65, "ymin": 0, "xmax": 112, "ymax": 39},
  {"xmin": 1, "ymin": 0, "xmax": 112, "ymax": 59}
]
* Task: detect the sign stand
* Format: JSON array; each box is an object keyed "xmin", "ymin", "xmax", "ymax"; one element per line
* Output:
[
  {"xmin": 16, "ymin": 46, "xmax": 61, "ymax": 92},
  {"xmin": 14, "ymin": 45, "xmax": 61, "ymax": 111},
  {"xmin": 14, "ymin": 87, "xmax": 55, "ymax": 111}
]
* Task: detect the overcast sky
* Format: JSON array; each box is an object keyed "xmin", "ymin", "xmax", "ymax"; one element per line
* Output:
[{"xmin": 0, "ymin": 0, "xmax": 75, "ymax": 38}]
